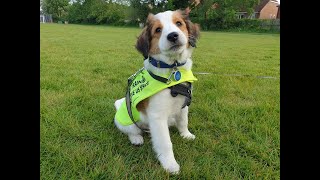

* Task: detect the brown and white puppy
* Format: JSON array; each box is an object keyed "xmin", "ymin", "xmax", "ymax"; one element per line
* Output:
[{"xmin": 114, "ymin": 9, "xmax": 200, "ymax": 174}]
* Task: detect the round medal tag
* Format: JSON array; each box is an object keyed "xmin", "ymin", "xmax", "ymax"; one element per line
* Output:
[{"xmin": 174, "ymin": 71, "xmax": 181, "ymax": 81}]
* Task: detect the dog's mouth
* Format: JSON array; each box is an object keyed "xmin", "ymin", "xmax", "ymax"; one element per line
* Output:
[{"xmin": 169, "ymin": 44, "xmax": 182, "ymax": 51}]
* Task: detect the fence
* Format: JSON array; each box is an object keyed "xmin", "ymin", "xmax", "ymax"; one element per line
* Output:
[{"xmin": 40, "ymin": 14, "xmax": 53, "ymax": 23}]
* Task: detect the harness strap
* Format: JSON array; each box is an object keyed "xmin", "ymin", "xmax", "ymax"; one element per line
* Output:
[
  {"xmin": 147, "ymin": 70, "xmax": 168, "ymax": 83},
  {"xmin": 168, "ymin": 82, "xmax": 192, "ymax": 108},
  {"xmin": 126, "ymin": 73, "xmax": 150, "ymax": 133},
  {"xmin": 147, "ymin": 70, "xmax": 193, "ymax": 108}
]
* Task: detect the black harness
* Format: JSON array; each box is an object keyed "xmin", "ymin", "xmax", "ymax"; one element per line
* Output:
[{"xmin": 125, "ymin": 59, "xmax": 193, "ymax": 133}]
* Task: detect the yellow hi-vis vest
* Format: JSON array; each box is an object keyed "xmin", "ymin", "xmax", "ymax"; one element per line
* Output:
[{"xmin": 115, "ymin": 68, "xmax": 197, "ymax": 126}]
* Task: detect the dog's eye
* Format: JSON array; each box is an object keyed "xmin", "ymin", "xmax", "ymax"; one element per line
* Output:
[
  {"xmin": 155, "ymin": 28, "xmax": 162, "ymax": 33},
  {"xmin": 176, "ymin": 21, "xmax": 182, "ymax": 27}
]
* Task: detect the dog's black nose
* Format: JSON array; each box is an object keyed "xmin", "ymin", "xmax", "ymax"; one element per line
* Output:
[{"xmin": 167, "ymin": 32, "xmax": 179, "ymax": 42}]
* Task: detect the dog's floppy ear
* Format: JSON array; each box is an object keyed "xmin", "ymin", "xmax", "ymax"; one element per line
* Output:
[
  {"xmin": 180, "ymin": 8, "xmax": 200, "ymax": 47},
  {"xmin": 136, "ymin": 27, "xmax": 149, "ymax": 59},
  {"xmin": 136, "ymin": 13, "xmax": 154, "ymax": 59}
]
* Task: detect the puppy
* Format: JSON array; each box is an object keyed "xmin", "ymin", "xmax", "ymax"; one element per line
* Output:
[{"xmin": 114, "ymin": 9, "xmax": 200, "ymax": 174}]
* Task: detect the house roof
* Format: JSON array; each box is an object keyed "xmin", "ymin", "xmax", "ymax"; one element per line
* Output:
[
  {"xmin": 236, "ymin": 0, "xmax": 278, "ymax": 13},
  {"xmin": 254, "ymin": 0, "xmax": 279, "ymax": 12},
  {"xmin": 254, "ymin": 0, "xmax": 270, "ymax": 12}
]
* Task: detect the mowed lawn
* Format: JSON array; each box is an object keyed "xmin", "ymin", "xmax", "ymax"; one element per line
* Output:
[{"xmin": 40, "ymin": 24, "xmax": 280, "ymax": 179}]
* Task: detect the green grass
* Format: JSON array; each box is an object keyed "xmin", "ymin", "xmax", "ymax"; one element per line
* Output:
[{"xmin": 40, "ymin": 23, "xmax": 280, "ymax": 179}]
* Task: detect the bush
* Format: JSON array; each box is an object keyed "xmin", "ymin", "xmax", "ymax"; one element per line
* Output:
[{"xmin": 192, "ymin": 17, "xmax": 280, "ymax": 33}]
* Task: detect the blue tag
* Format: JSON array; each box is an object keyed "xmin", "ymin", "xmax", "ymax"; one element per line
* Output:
[{"xmin": 174, "ymin": 71, "xmax": 181, "ymax": 81}]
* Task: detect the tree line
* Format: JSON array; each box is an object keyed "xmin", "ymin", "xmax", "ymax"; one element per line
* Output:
[{"xmin": 41, "ymin": 0, "xmax": 277, "ymax": 32}]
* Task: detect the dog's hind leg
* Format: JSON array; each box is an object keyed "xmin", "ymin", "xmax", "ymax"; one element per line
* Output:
[
  {"xmin": 114, "ymin": 98, "xmax": 125, "ymax": 111},
  {"xmin": 114, "ymin": 119, "xmax": 144, "ymax": 145},
  {"xmin": 114, "ymin": 98, "xmax": 144, "ymax": 145},
  {"xmin": 175, "ymin": 106, "xmax": 195, "ymax": 140}
]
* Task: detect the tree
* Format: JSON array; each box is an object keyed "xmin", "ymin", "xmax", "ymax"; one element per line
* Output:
[
  {"xmin": 66, "ymin": 0, "xmax": 129, "ymax": 24},
  {"xmin": 127, "ymin": 0, "xmax": 151, "ymax": 23},
  {"xmin": 171, "ymin": 0, "xmax": 190, "ymax": 9},
  {"xmin": 127, "ymin": 0, "xmax": 190, "ymax": 24},
  {"xmin": 190, "ymin": 0, "xmax": 259, "ymax": 29},
  {"xmin": 67, "ymin": 1, "xmax": 86, "ymax": 23},
  {"xmin": 42, "ymin": 0, "xmax": 70, "ymax": 21}
]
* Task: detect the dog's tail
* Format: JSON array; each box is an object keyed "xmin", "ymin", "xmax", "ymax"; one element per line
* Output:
[{"xmin": 114, "ymin": 97, "xmax": 125, "ymax": 111}]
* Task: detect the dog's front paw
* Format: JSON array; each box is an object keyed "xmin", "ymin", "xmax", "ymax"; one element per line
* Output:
[
  {"xmin": 181, "ymin": 132, "xmax": 196, "ymax": 140},
  {"xmin": 162, "ymin": 161, "xmax": 180, "ymax": 174},
  {"xmin": 128, "ymin": 134, "xmax": 144, "ymax": 145}
]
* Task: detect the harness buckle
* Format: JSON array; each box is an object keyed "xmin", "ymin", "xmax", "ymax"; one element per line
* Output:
[{"xmin": 166, "ymin": 69, "xmax": 176, "ymax": 84}]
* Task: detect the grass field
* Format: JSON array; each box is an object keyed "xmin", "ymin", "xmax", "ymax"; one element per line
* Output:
[{"xmin": 40, "ymin": 23, "xmax": 280, "ymax": 179}]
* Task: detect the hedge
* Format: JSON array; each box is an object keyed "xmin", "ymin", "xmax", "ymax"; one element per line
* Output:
[{"xmin": 192, "ymin": 18, "xmax": 280, "ymax": 33}]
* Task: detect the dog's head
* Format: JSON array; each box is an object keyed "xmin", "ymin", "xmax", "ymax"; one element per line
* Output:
[{"xmin": 136, "ymin": 9, "xmax": 200, "ymax": 59}]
